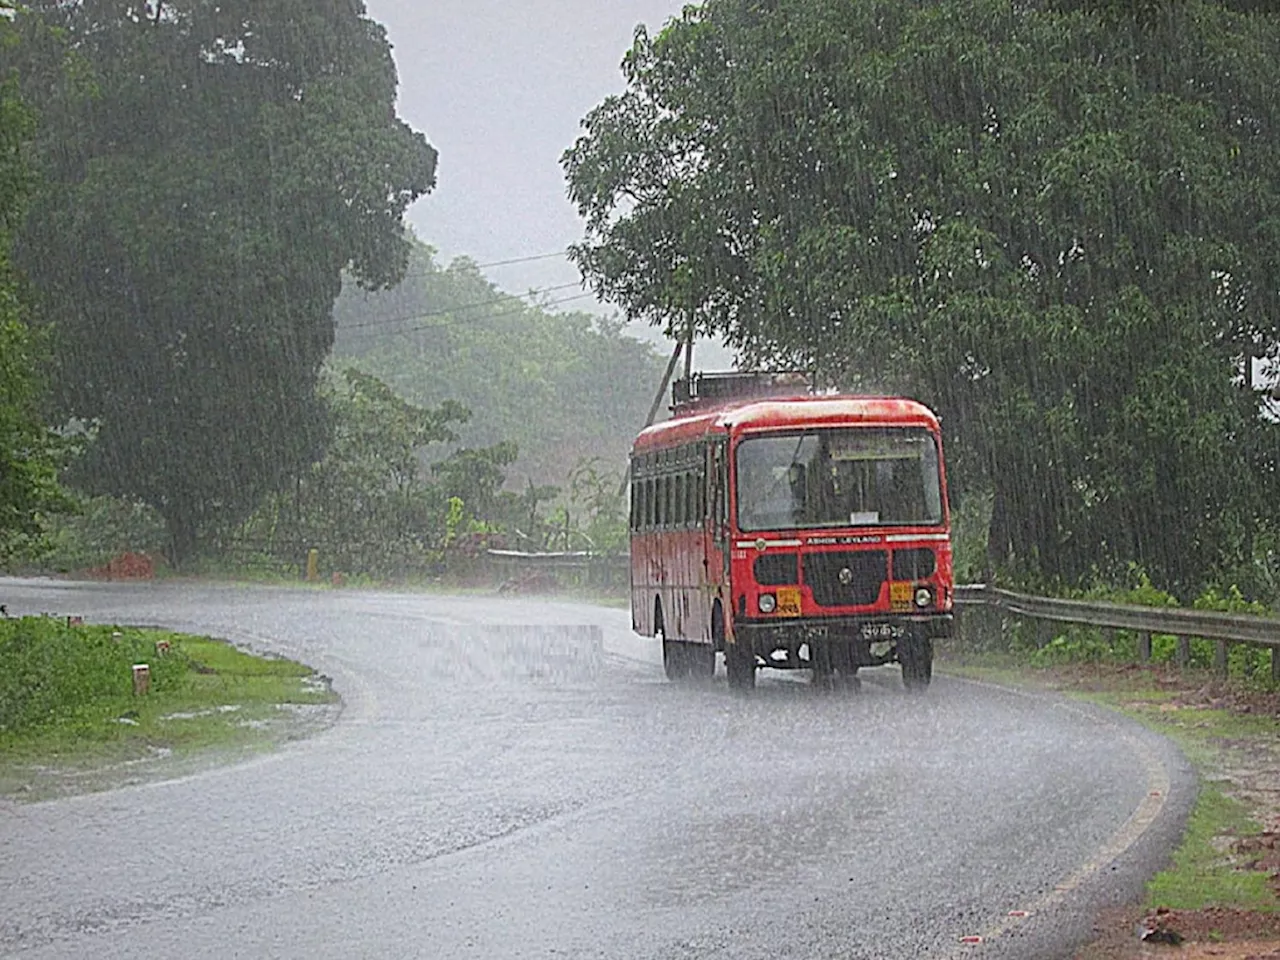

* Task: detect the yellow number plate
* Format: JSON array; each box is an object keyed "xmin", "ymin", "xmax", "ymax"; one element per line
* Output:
[
  {"xmin": 775, "ymin": 587, "xmax": 802, "ymax": 617},
  {"xmin": 890, "ymin": 581, "xmax": 913, "ymax": 612}
]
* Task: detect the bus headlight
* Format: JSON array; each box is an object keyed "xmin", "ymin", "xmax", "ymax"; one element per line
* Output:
[
  {"xmin": 758, "ymin": 593, "xmax": 777, "ymax": 614},
  {"xmin": 913, "ymin": 586, "xmax": 933, "ymax": 609}
]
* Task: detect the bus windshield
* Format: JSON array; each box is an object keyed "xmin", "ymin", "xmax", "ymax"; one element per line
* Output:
[{"xmin": 735, "ymin": 428, "xmax": 943, "ymax": 532}]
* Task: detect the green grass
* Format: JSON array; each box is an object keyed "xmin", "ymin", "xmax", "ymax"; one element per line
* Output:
[
  {"xmin": 0, "ymin": 617, "xmax": 338, "ymax": 800},
  {"xmin": 1098, "ymin": 701, "xmax": 1280, "ymax": 911},
  {"xmin": 1146, "ymin": 785, "xmax": 1278, "ymax": 911}
]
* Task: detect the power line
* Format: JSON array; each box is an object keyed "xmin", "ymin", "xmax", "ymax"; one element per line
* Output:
[
  {"xmin": 474, "ymin": 250, "xmax": 570, "ymax": 269},
  {"xmin": 389, "ymin": 249, "xmax": 574, "ymax": 283},
  {"xmin": 339, "ymin": 281, "xmax": 585, "ymax": 332},
  {"xmin": 341, "ymin": 290, "xmax": 598, "ymax": 341}
]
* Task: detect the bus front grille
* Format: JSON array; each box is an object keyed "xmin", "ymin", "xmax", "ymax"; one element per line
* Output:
[{"xmin": 804, "ymin": 551, "xmax": 887, "ymax": 607}]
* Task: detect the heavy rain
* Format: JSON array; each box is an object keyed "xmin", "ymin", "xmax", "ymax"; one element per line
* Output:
[{"xmin": 0, "ymin": 1, "xmax": 1277, "ymax": 959}]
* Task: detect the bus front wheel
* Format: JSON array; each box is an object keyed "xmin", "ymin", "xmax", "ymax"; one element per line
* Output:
[
  {"xmin": 726, "ymin": 639, "xmax": 756, "ymax": 692},
  {"xmin": 899, "ymin": 634, "xmax": 933, "ymax": 691}
]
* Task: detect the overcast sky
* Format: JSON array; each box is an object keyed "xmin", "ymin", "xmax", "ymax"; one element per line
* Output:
[
  {"xmin": 367, "ymin": 2, "xmax": 678, "ymax": 269},
  {"xmin": 363, "ymin": 1, "xmax": 733, "ymax": 366}
]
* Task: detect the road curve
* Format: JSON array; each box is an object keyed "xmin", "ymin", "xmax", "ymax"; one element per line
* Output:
[{"xmin": 0, "ymin": 578, "xmax": 1193, "ymax": 960}]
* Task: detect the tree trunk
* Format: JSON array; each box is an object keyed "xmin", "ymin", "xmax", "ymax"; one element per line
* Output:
[
  {"xmin": 165, "ymin": 511, "xmax": 198, "ymax": 571},
  {"xmin": 985, "ymin": 484, "xmax": 1010, "ymax": 579}
]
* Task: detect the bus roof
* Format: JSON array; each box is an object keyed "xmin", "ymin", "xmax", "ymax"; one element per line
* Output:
[{"xmin": 632, "ymin": 396, "xmax": 940, "ymax": 453}]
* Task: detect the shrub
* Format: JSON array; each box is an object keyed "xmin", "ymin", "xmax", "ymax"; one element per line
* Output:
[{"xmin": 0, "ymin": 618, "xmax": 186, "ymax": 732}]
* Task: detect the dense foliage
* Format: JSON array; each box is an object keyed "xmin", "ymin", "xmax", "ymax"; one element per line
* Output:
[
  {"xmin": 0, "ymin": 18, "xmax": 70, "ymax": 562},
  {"xmin": 229, "ymin": 368, "xmax": 469, "ymax": 577},
  {"xmin": 228, "ymin": 367, "xmax": 563, "ymax": 577},
  {"xmin": 333, "ymin": 241, "xmax": 668, "ymax": 492},
  {"xmin": 564, "ymin": 0, "xmax": 1280, "ymax": 597},
  {"xmin": 4, "ymin": 0, "xmax": 437, "ymax": 565}
]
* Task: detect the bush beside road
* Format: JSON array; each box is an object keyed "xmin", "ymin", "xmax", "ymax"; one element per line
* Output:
[{"xmin": 0, "ymin": 616, "xmax": 339, "ymax": 801}]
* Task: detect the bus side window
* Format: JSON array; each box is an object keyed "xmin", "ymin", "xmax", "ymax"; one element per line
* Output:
[
  {"xmin": 644, "ymin": 478, "xmax": 654, "ymax": 530},
  {"xmin": 657, "ymin": 476, "xmax": 667, "ymax": 527},
  {"xmin": 675, "ymin": 473, "xmax": 686, "ymax": 527},
  {"xmin": 630, "ymin": 480, "xmax": 637, "ymax": 531},
  {"xmin": 688, "ymin": 470, "xmax": 699, "ymax": 524}
]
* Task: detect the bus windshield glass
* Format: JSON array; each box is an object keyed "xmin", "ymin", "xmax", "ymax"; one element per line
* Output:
[{"xmin": 735, "ymin": 428, "xmax": 943, "ymax": 532}]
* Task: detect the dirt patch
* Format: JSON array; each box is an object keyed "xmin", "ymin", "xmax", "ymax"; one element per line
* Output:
[
  {"xmin": 1079, "ymin": 906, "xmax": 1280, "ymax": 960},
  {"xmin": 1081, "ymin": 907, "xmax": 1274, "ymax": 959}
]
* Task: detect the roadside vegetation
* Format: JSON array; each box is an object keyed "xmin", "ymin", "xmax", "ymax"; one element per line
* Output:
[{"xmin": 0, "ymin": 616, "xmax": 338, "ymax": 802}]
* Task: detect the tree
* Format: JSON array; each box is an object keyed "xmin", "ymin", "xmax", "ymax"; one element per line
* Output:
[
  {"xmin": 5, "ymin": 0, "xmax": 438, "ymax": 565},
  {"xmin": 241, "ymin": 368, "xmax": 468, "ymax": 577},
  {"xmin": 432, "ymin": 440, "xmax": 519, "ymax": 529},
  {"xmin": 563, "ymin": 0, "xmax": 1280, "ymax": 596},
  {"xmin": 332, "ymin": 239, "xmax": 668, "ymax": 491},
  {"xmin": 0, "ymin": 19, "xmax": 70, "ymax": 563}
]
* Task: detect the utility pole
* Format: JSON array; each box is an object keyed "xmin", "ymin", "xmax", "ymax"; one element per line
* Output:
[
  {"xmin": 616, "ymin": 341, "xmax": 684, "ymax": 501},
  {"xmin": 644, "ymin": 340, "xmax": 684, "ymax": 431},
  {"xmin": 616, "ymin": 311, "xmax": 698, "ymax": 501},
  {"xmin": 682, "ymin": 308, "xmax": 695, "ymax": 382}
]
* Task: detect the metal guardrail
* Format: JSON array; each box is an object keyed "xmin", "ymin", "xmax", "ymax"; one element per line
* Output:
[
  {"xmin": 485, "ymin": 550, "xmax": 629, "ymax": 591},
  {"xmin": 955, "ymin": 583, "xmax": 1280, "ymax": 677}
]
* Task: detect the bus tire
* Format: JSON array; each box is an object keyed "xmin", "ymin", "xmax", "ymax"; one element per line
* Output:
[
  {"xmin": 687, "ymin": 643, "xmax": 715, "ymax": 680},
  {"xmin": 658, "ymin": 603, "xmax": 688, "ymax": 682},
  {"xmin": 726, "ymin": 639, "xmax": 755, "ymax": 693},
  {"xmin": 810, "ymin": 640, "xmax": 836, "ymax": 691},
  {"xmin": 900, "ymin": 635, "xmax": 933, "ymax": 691},
  {"xmin": 661, "ymin": 631, "xmax": 689, "ymax": 681},
  {"xmin": 691, "ymin": 603, "xmax": 724, "ymax": 682}
]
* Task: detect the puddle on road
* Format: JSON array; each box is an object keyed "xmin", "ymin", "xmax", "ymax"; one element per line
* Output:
[
  {"xmin": 0, "ymin": 700, "xmax": 342, "ymax": 804},
  {"xmin": 425, "ymin": 624, "xmax": 605, "ymax": 685}
]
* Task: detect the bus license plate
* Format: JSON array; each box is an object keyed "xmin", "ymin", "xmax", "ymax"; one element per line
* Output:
[
  {"xmin": 861, "ymin": 622, "xmax": 905, "ymax": 641},
  {"xmin": 775, "ymin": 587, "xmax": 802, "ymax": 617}
]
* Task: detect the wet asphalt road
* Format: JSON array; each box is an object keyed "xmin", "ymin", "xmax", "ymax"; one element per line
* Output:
[{"xmin": 0, "ymin": 578, "xmax": 1193, "ymax": 960}]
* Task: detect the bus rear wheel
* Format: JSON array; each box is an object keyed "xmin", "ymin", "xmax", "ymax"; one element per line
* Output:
[
  {"xmin": 664, "ymin": 637, "xmax": 714, "ymax": 681},
  {"xmin": 688, "ymin": 642, "xmax": 714, "ymax": 679},
  {"xmin": 662, "ymin": 628, "xmax": 688, "ymax": 681}
]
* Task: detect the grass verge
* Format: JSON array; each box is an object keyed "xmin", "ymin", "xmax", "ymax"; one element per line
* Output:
[
  {"xmin": 1144, "ymin": 785, "xmax": 1273, "ymax": 911},
  {"xmin": 0, "ymin": 617, "xmax": 339, "ymax": 802}
]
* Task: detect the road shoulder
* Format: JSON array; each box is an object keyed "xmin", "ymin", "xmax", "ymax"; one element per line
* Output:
[{"xmin": 947, "ymin": 660, "xmax": 1280, "ymax": 959}]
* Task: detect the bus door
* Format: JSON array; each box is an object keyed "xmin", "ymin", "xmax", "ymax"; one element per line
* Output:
[{"xmin": 706, "ymin": 438, "xmax": 730, "ymax": 589}]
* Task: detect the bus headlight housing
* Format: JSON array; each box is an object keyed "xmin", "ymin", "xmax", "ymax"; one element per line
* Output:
[
  {"xmin": 913, "ymin": 586, "xmax": 934, "ymax": 609},
  {"xmin": 758, "ymin": 593, "xmax": 777, "ymax": 614}
]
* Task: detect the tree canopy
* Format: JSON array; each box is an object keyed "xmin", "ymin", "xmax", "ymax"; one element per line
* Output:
[
  {"xmin": 238, "ymin": 367, "xmax": 470, "ymax": 577},
  {"xmin": 4, "ymin": 0, "xmax": 437, "ymax": 565},
  {"xmin": 564, "ymin": 0, "xmax": 1280, "ymax": 595},
  {"xmin": 0, "ymin": 17, "xmax": 70, "ymax": 562}
]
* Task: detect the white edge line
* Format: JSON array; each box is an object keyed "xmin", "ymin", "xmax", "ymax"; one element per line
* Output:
[{"xmin": 937, "ymin": 675, "xmax": 1172, "ymax": 957}]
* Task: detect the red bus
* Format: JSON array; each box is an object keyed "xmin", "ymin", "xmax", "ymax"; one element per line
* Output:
[{"xmin": 629, "ymin": 373, "xmax": 953, "ymax": 692}]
